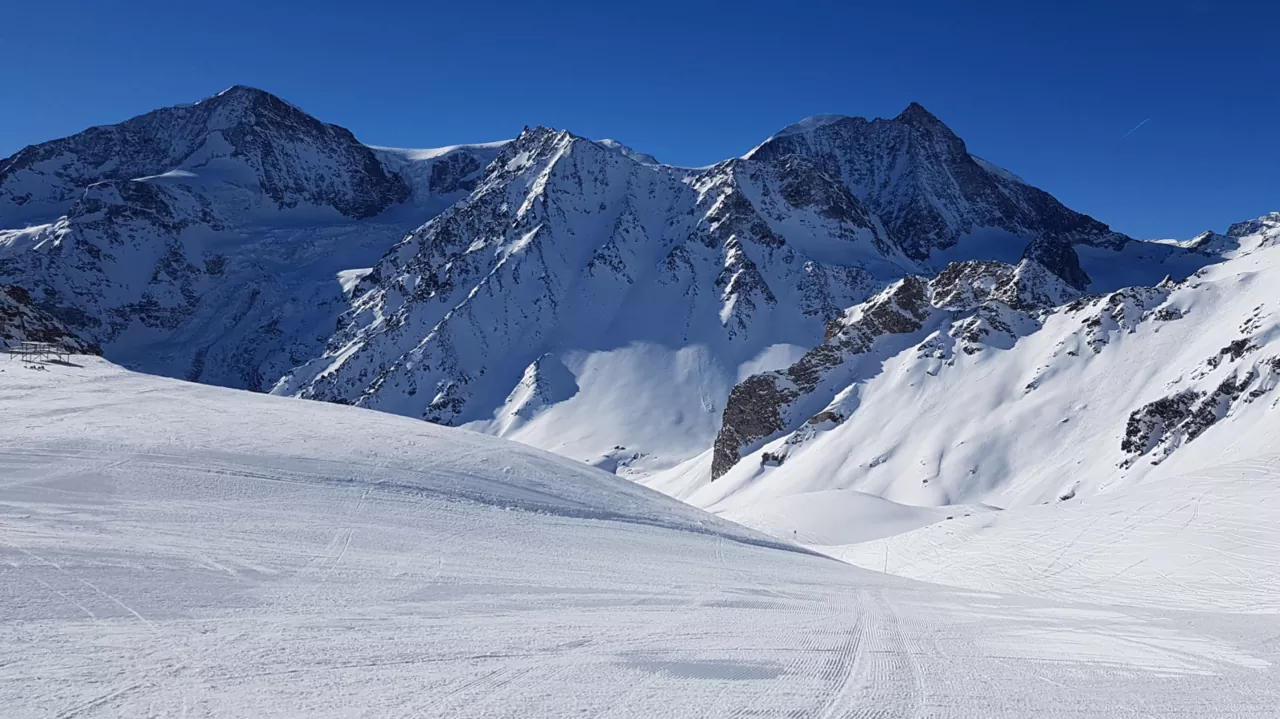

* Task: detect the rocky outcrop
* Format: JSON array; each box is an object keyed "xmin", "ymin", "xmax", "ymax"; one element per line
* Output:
[
  {"xmin": 1023, "ymin": 236, "xmax": 1090, "ymax": 290},
  {"xmin": 1227, "ymin": 212, "xmax": 1280, "ymax": 239},
  {"xmin": 1121, "ymin": 362, "xmax": 1278, "ymax": 467},
  {"xmin": 0, "ymin": 285, "xmax": 100, "ymax": 354},
  {"xmin": 1066, "ymin": 286, "xmax": 1171, "ymax": 354},
  {"xmin": 1115, "ymin": 284, "xmax": 1280, "ymax": 468},
  {"xmin": 712, "ymin": 275, "xmax": 935, "ymax": 479}
]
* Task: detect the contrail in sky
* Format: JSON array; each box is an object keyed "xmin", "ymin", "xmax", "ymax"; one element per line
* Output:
[{"xmin": 1121, "ymin": 117, "xmax": 1150, "ymax": 139}]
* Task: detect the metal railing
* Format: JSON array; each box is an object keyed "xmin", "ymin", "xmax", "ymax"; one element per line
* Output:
[{"xmin": 3, "ymin": 340, "xmax": 72, "ymax": 364}]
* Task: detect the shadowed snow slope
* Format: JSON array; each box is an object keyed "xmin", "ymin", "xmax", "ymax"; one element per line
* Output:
[{"xmin": 4, "ymin": 358, "xmax": 1279, "ymax": 717}]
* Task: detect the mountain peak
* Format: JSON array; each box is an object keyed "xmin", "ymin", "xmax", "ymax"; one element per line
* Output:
[
  {"xmin": 0, "ymin": 85, "xmax": 409, "ymax": 223},
  {"xmin": 515, "ymin": 125, "xmax": 570, "ymax": 143},
  {"xmin": 214, "ymin": 84, "xmax": 273, "ymax": 98},
  {"xmin": 202, "ymin": 84, "xmax": 293, "ymax": 109},
  {"xmin": 769, "ymin": 104, "xmax": 946, "ymax": 140},
  {"xmin": 894, "ymin": 101, "xmax": 944, "ymax": 127},
  {"xmin": 198, "ymin": 84, "xmax": 313, "ymax": 125}
]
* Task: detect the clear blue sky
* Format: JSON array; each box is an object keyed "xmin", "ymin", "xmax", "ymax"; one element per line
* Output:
[{"xmin": 5, "ymin": 0, "xmax": 1276, "ymax": 239}]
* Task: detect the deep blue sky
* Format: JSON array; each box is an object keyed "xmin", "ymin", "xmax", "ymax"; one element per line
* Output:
[{"xmin": 4, "ymin": 0, "xmax": 1275, "ymax": 239}]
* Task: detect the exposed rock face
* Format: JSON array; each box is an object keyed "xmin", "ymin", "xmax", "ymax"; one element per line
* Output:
[
  {"xmin": 712, "ymin": 275, "xmax": 938, "ymax": 479},
  {"xmin": 369, "ymin": 143, "xmax": 505, "ymax": 216},
  {"xmin": 0, "ymin": 164, "xmax": 390, "ymax": 389},
  {"xmin": 1023, "ymin": 236, "xmax": 1091, "ymax": 290},
  {"xmin": 1227, "ymin": 212, "xmax": 1280, "ymax": 239},
  {"xmin": 658, "ymin": 211, "xmax": 1280, "ymax": 513},
  {"xmin": 1066, "ymin": 286, "xmax": 1171, "ymax": 354},
  {"xmin": 714, "ymin": 375, "xmax": 797, "ymax": 480},
  {"xmin": 3, "ymin": 180, "xmax": 213, "ymax": 340},
  {"xmin": 1116, "ymin": 297, "xmax": 1280, "ymax": 468},
  {"xmin": 1121, "ymin": 362, "xmax": 1278, "ymax": 467},
  {"xmin": 0, "ymin": 285, "xmax": 100, "ymax": 354},
  {"xmin": 1121, "ymin": 390, "xmax": 1203, "ymax": 460}
]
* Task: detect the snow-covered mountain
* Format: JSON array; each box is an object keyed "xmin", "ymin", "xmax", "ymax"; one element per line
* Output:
[
  {"xmin": 646, "ymin": 213, "xmax": 1280, "ymax": 525},
  {"xmin": 0, "ymin": 86, "xmax": 506, "ymax": 388},
  {"xmin": 272, "ymin": 124, "xmax": 889, "ymax": 470},
  {"xmin": 274, "ymin": 104, "xmax": 1211, "ymax": 478},
  {"xmin": 3, "ymin": 87, "xmax": 1264, "ymax": 524},
  {"xmin": 0, "ymin": 85, "xmax": 409, "ymax": 226}
]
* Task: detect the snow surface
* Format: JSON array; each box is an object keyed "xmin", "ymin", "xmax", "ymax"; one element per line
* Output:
[
  {"xmin": 5, "ymin": 358, "xmax": 1279, "ymax": 716},
  {"xmin": 832, "ymin": 455, "xmax": 1280, "ymax": 613},
  {"xmin": 718, "ymin": 489, "xmax": 958, "ymax": 545}
]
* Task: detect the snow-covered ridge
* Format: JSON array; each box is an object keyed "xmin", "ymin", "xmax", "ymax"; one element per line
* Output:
[
  {"xmin": 273, "ymin": 123, "xmax": 901, "ymax": 450},
  {"xmin": 708, "ymin": 257, "xmax": 1076, "ymax": 480},
  {"xmin": 970, "ymin": 155, "xmax": 1026, "ymax": 185},
  {"xmin": 768, "ymin": 113, "xmax": 851, "ymax": 139},
  {"xmin": 595, "ymin": 138, "xmax": 662, "ymax": 166}
]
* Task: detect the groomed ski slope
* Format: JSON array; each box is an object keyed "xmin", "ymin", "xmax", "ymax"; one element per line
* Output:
[{"xmin": 3, "ymin": 360, "xmax": 1279, "ymax": 717}]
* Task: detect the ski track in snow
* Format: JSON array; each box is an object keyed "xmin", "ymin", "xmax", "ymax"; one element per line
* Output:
[{"xmin": 2, "ymin": 359, "xmax": 1279, "ymax": 717}]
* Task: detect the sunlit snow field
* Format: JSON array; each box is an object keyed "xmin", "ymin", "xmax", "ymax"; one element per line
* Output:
[{"xmin": 2, "ymin": 360, "xmax": 1278, "ymax": 717}]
